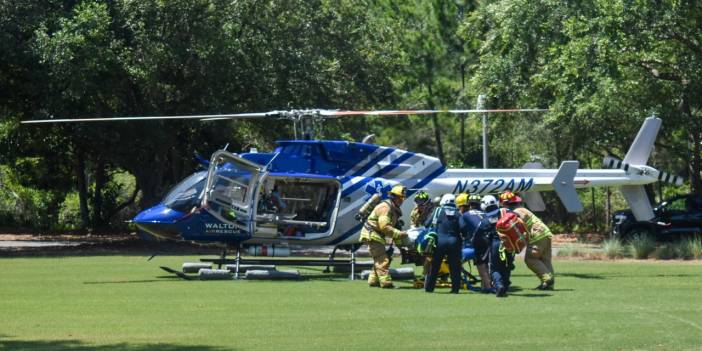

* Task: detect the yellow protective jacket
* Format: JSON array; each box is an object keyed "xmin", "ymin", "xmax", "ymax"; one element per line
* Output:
[
  {"xmin": 360, "ymin": 200, "xmax": 403, "ymax": 245},
  {"xmin": 514, "ymin": 207, "xmax": 553, "ymax": 244},
  {"xmin": 410, "ymin": 203, "xmax": 435, "ymax": 228}
]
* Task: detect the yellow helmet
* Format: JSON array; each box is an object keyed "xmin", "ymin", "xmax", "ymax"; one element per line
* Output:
[
  {"xmin": 388, "ymin": 184, "xmax": 407, "ymax": 199},
  {"xmin": 455, "ymin": 193, "xmax": 469, "ymax": 207}
]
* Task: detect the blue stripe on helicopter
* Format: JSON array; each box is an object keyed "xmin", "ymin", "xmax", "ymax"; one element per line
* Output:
[
  {"xmin": 406, "ymin": 166, "xmax": 447, "ymax": 197},
  {"xmin": 340, "ymin": 151, "xmax": 415, "ymax": 198},
  {"xmin": 329, "ymin": 165, "xmax": 445, "ymax": 246},
  {"xmin": 340, "ymin": 148, "xmax": 396, "ymax": 184},
  {"xmin": 329, "ymin": 223, "xmax": 363, "ymax": 245}
]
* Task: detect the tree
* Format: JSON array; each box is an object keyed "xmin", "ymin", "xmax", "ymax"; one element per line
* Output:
[{"xmin": 3, "ymin": 0, "xmax": 405, "ymax": 230}]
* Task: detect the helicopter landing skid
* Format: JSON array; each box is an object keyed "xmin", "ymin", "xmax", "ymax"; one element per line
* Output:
[{"xmin": 159, "ymin": 266, "xmax": 195, "ymax": 280}]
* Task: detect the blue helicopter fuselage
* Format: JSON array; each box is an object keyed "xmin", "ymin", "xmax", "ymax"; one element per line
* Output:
[{"xmin": 133, "ymin": 139, "xmax": 447, "ymax": 246}]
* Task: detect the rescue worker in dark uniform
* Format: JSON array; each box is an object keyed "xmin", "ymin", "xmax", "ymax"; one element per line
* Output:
[
  {"xmin": 456, "ymin": 193, "xmax": 493, "ymax": 292},
  {"xmin": 424, "ymin": 194, "xmax": 465, "ymax": 294},
  {"xmin": 479, "ymin": 195, "xmax": 515, "ymax": 297}
]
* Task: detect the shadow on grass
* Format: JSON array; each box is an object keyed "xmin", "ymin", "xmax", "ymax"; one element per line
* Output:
[
  {"xmin": 0, "ymin": 336, "xmax": 232, "ymax": 351},
  {"xmin": 508, "ymin": 292, "xmax": 552, "ymax": 298},
  {"xmin": 83, "ymin": 279, "xmax": 171, "ymax": 285},
  {"xmin": 654, "ymin": 273, "xmax": 701, "ymax": 278},
  {"xmin": 557, "ymin": 272, "xmax": 607, "ymax": 280}
]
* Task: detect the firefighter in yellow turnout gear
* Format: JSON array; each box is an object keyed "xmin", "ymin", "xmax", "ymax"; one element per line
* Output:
[
  {"xmin": 409, "ymin": 191, "xmax": 435, "ymax": 288},
  {"xmin": 360, "ymin": 185, "xmax": 408, "ymax": 288},
  {"xmin": 499, "ymin": 191, "xmax": 555, "ymax": 290},
  {"xmin": 410, "ymin": 191, "xmax": 434, "ymax": 228}
]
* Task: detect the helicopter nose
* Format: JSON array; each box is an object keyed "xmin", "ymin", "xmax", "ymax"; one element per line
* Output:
[{"xmin": 133, "ymin": 204, "xmax": 185, "ymax": 241}]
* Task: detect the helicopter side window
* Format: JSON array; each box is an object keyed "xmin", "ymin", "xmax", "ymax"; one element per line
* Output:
[{"xmin": 163, "ymin": 171, "xmax": 207, "ymax": 212}]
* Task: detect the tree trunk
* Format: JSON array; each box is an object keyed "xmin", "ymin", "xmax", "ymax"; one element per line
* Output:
[
  {"xmin": 680, "ymin": 90, "xmax": 701, "ymax": 194},
  {"xmin": 134, "ymin": 155, "xmax": 166, "ymax": 209},
  {"xmin": 426, "ymin": 83, "xmax": 445, "ymax": 165},
  {"xmin": 74, "ymin": 153, "xmax": 90, "ymax": 230},
  {"xmin": 690, "ymin": 129, "xmax": 701, "ymax": 194},
  {"xmin": 92, "ymin": 159, "xmax": 107, "ymax": 228},
  {"xmin": 605, "ymin": 186, "xmax": 611, "ymax": 236}
]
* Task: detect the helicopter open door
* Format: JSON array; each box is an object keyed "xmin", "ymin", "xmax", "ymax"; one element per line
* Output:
[
  {"xmin": 202, "ymin": 150, "xmax": 266, "ymax": 236},
  {"xmin": 254, "ymin": 175, "xmax": 341, "ymax": 241}
]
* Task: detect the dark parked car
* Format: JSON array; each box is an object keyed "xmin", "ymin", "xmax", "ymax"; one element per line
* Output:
[{"xmin": 612, "ymin": 194, "xmax": 702, "ymax": 241}]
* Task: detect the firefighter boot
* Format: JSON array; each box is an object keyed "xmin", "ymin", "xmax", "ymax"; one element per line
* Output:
[
  {"xmin": 536, "ymin": 273, "xmax": 554, "ymax": 290},
  {"xmin": 496, "ymin": 285, "xmax": 508, "ymax": 298},
  {"xmin": 380, "ymin": 280, "xmax": 395, "ymax": 289},
  {"xmin": 368, "ymin": 271, "xmax": 380, "ymax": 287}
]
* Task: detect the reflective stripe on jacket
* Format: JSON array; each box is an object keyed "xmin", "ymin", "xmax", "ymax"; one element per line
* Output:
[
  {"xmin": 410, "ymin": 203, "xmax": 435, "ymax": 228},
  {"xmin": 513, "ymin": 207, "xmax": 552, "ymax": 243},
  {"xmin": 360, "ymin": 200, "xmax": 403, "ymax": 244}
]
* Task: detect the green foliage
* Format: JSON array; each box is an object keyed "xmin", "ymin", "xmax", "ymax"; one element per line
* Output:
[
  {"xmin": 676, "ymin": 237, "xmax": 702, "ymax": 260},
  {"xmin": 0, "ymin": 165, "xmax": 58, "ymax": 230},
  {"xmin": 627, "ymin": 234, "xmax": 656, "ymax": 259},
  {"xmin": 2, "ymin": 0, "xmax": 700, "ymax": 232},
  {"xmin": 463, "ymin": 0, "xmax": 702, "ymax": 193},
  {"xmin": 602, "ymin": 238, "xmax": 624, "ymax": 259},
  {"xmin": 555, "ymin": 243, "xmax": 584, "ymax": 257},
  {"xmin": 650, "ymin": 237, "xmax": 702, "ymax": 260},
  {"xmin": 653, "ymin": 243, "xmax": 677, "ymax": 260},
  {"xmin": 57, "ymin": 192, "xmax": 83, "ymax": 230}
]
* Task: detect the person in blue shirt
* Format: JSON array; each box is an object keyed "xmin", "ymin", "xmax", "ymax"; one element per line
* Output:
[
  {"xmin": 478, "ymin": 195, "xmax": 515, "ymax": 298},
  {"xmin": 423, "ymin": 194, "xmax": 466, "ymax": 294},
  {"xmin": 456, "ymin": 193, "xmax": 493, "ymax": 293}
]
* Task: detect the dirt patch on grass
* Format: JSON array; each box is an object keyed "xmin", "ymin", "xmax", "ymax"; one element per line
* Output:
[{"xmin": 553, "ymin": 233, "xmax": 605, "ymax": 245}]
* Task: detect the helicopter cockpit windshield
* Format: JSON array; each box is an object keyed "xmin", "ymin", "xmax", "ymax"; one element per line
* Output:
[{"xmin": 162, "ymin": 171, "xmax": 207, "ymax": 212}]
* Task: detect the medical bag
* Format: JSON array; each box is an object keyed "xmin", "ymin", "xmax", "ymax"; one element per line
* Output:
[{"xmin": 495, "ymin": 208, "xmax": 528, "ymax": 253}]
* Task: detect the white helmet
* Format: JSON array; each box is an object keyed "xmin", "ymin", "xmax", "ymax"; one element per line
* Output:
[
  {"xmin": 439, "ymin": 193, "xmax": 456, "ymax": 206},
  {"xmin": 480, "ymin": 195, "xmax": 498, "ymax": 211}
]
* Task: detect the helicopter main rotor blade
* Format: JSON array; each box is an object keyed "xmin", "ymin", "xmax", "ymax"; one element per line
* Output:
[
  {"xmin": 21, "ymin": 108, "xmax": 549, "ymax": 124},
  {"xmin": 318, "ymin": 108, "xmax": 548, "ymax": 117},
  {"xmin": 21, "ymin": 112, "xmax": 278, "ymax": 124}
]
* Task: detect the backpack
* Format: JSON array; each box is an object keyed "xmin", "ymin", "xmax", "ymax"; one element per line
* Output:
[
  {"xmin": 416, "ymin": 230, "xmax": 437, "ymax": 256},
  {"xmin": 417, "ymin": 206, "xmax": 453, "ymax": 256},
  {"xmin": 471, "ymin": 214, "xmax": 495, "ymax": 249},
  {"xmin": 495, "ymin": 208, "xmax": 528, "ymax": 253}
]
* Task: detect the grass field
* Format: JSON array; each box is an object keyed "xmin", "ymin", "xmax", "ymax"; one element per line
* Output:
[{"xmin": 1, "ymin": 255, "xmax": 701, "ymax": 351}]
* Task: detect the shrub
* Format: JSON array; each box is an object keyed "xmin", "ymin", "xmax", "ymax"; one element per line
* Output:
[
  {"xmin": 556, "ymin": 243, "xmax": 584, "ymax": 257},
  {"xmin": 58, "ymin": 192, "xmax": 85, "ymax": 230},
  {"xmin": 675, "ymin": 237, "xmax": 702, "ymax": 260},
  {"xmin": 602, "ymin": 238, "xmax": 623, "ymax": 259},
  {"xmin": 653, "ymin": 244, "xmax": 677, "ymax": 260},
  {"xmin": 628, "ymin": 234, "xmax": 656, "ymax": 259}
]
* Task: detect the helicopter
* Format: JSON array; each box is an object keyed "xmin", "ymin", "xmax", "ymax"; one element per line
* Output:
[{"xmin": 22, "ymin": 110, "xmax": 681, "ymax": 264}]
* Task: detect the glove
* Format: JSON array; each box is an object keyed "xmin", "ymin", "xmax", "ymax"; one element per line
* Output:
[{"xmin": 395, "ymin": 219, "xmax": 405, "ymax": 229}]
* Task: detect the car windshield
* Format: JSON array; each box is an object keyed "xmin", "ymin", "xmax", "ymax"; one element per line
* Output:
[{"xmin": 163, "ymin": 171, "xmax": 207, "ymax": 211}]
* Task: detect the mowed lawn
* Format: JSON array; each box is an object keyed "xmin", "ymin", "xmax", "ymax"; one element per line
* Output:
[{"xmin": 1, "ymin": 255, "xmax": 701, "ymax": 351}]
